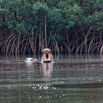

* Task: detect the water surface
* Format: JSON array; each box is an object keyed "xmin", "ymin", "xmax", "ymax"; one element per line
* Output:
[{"xmin": 0, "ymin": 54, "xmax": 103, "ymax": 103}]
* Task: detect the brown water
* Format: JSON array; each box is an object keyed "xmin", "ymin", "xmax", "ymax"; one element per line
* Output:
[{"xmin": 0, "ymin": 54, "xmax": 103, "ymax": 103}]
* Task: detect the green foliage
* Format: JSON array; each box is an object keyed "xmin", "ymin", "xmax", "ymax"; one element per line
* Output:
[
  {"xmin": 78, "ymin": 0, "xmax": 103, "ymax": 29},
  {"xmin": 1, "ymin": 0, "xmax": 103, "ymax": 32},
  {"xmin": 32, "ymin": 2, "xmax": 49, "ymax": 28},
  {"xmin": 1, "ymin": 0, "xmax": 103, "ymax": 54}
]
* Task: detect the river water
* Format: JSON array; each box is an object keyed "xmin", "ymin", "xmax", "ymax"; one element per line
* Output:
[{"xmin": 0, "ymin": 54, "xmax": 103, "ymax": 103}]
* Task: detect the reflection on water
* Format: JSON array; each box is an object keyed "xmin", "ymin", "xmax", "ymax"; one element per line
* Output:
[
  {"xmin": 41, "ymin": 62, "xmax": 53, "ymax": 78},
  {"xmin": 41, "ymin": 62, "xmax": 53, "ymax": 86},
  {"xmin": 0, "ymin": 54, "xmax": 103, "ymax": 103}
]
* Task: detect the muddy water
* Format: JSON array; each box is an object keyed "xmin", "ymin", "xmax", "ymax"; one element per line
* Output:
[{"xmin": 0, "ymin": 54, "xmax": 103, "ymax": 103}]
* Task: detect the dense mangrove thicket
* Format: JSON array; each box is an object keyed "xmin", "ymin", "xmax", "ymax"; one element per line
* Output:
[{"xmin": 0, "ymin": 0, "xmax": 103, "ymax": 55}]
